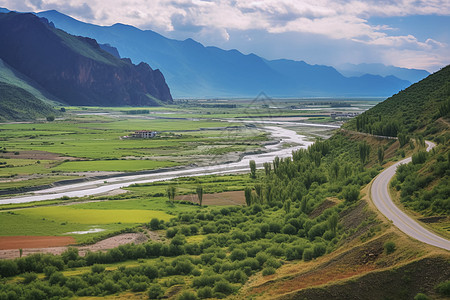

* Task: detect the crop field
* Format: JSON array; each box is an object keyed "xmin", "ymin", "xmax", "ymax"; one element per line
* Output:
[
  {"xmin": 51, "ymin": 160, "xmax": 179, "ymax": 172},
  {"xmin": 0, "ymin": 173, "xmax": 254, "ymax": 245}
]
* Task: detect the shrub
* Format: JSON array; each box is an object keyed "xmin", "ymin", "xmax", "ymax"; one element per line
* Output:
[
  {"xmin": 281, "ymin": 224, "xmax": 297, "ymax": 235},
  {"xmin": 178, "ymin": 291, "xmax": 198, "ymax": 300},
  {"xmin": 91, "ymin": 264, "xmax": 105, "ymax": 273},
  {"xmin": 262, "ymin": 267, "xmax": 275, "ymax": 276},
  {"xmin": 22, "ymin": 272, "xmax": 37, "ymax": 284},
  {"xmin": 148, "ymin": 284, "xmax": 163, "ymax": 299},
  {"xmin": 213, "ymin": 280, "xmax": 234, "ymax": 296},
  {"xmin": 131, "ymin": 281, "xmax": 148, "ymax": 292},
  {"xmin": 384, "ymin": 241, "xmax": 396, "ymax": 254},
  {"xmin": 0, "ymin": 259, "xmax": 19, "ymax": 277},
  {"xmin": 303, "ymin": 248, "xmax": 314, "ymax": 261},
  {"xmin": 414, "ymin": 293, "xmax": 430, "ymax": 300},
  {"xmin": 197, "ymin": 286, "xmax": 213, "ymax": 299},
  {"xmin": 150, "ymin": 218, "xmax": 160, "ymax": 230},
  {"xmin": 436, "ymin": 280, "xmax": 450, "ymax": 296},
  {"xmin": 342, "ymin": 185, "xmax": 360, "ymax": 202},
  {"xmin": 230, "ymin": 248, "xmax": 247, "ymax": 261}
]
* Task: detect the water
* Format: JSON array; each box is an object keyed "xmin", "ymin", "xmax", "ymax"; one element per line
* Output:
[{"xmin": 0, "ymin": 126, "xmax": 321, "ymax": 205}]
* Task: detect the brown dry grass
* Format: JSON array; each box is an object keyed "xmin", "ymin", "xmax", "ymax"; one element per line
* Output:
[{"xmin": 175, "ymin": 190, "xmax": 245, "ymax": 206}]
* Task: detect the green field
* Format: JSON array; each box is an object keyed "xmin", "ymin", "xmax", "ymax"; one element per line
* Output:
[{"xmin": 51, "ymin": 159, "xmax": 179, "ymax": 172}]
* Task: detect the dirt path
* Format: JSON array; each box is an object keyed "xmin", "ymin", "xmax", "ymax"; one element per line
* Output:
[{"xmin": 0, "ymin": 230, "xmax": 160, "ymax": 259}]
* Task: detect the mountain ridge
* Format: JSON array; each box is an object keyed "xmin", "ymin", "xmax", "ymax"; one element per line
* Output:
[
  {"xmin": 0, "ymin": 11, "xmax": 173, "ymax": 106},
  {"xmin": 35, "ymin": 9, "xmax": 411, "ymax": 98}
]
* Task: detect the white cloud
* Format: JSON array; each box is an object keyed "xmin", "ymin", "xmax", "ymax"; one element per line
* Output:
[{"xmin": 0, "ymin": 0, "xmax": 448, "ymax": 71}]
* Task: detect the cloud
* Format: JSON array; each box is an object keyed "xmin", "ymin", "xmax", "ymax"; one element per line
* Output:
[{"xmin": 0, "ymin": 0, "xmax": 448, "ymax": 71}]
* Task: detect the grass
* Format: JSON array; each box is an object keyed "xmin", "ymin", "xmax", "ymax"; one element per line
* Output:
[
  {"xmin": 17, "ymin": 206, "xmax": 173, "ymax": 224},
  {"xmin": 0, "ymin": 175, "xmax": 80, "ymax": 191},
  {"xmin": 51, "ymin": 159, "xmax": 179, "ymax": 172}
]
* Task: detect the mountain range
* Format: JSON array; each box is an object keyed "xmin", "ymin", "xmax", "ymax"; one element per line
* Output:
[
  {"xmin": 28, "ymin": 9, "xmax": 417, "ymax": 98},
  {"xmin": 336, "ymin": 63, "xmax": 430, "ymax": 84},
  {"xmin": 0, "ymin": 11, "xmax": 172, "ymax": 108}
]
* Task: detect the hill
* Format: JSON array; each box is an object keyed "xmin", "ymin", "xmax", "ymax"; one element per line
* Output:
[
  {"xmin": 0, "ymin": 58, "xmax": 61, "ymax": 106},
  {"xmin": 0, "ymin": 12, "xmax": 172, "ymax": 106},
  {"xmin": 35, "ymin": 9, "xmax": 411, "ymax": 98},
  {"xmin": 336, "ymin": 63, "xmax": 430, "ymax": 84},
  {"xmin": 0, "ymin": 82, "xmax": 57, "ymax": 121},
  {"xmin": 347, "ymin": 65, "xmax": 450, "ymax": 137}
]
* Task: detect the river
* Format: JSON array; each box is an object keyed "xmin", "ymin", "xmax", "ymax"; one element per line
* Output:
[{"xmin": 0, "ymin": 125, "xmax": 330, "ymax": 205}]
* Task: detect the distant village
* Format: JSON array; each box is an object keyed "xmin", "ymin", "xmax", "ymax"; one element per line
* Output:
[{"xmin": 121, "ymin": 130, "xmax": 157, "ymax": 139}]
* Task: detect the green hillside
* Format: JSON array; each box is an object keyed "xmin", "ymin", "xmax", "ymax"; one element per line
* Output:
[
  {"xmin": 346, "ymin": 65, "xmax": 450, "ymax": 137},
  {"xmin": 0, "ymin": 82, "xmax": 57, "ymax": 121},
  {"xmin": 0, "ymin": 58, "xmax": 61, "ymax": 106}
]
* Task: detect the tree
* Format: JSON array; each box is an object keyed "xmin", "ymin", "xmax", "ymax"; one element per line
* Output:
[
  {"xmin": 249, "ymin": 160, "xmax": 256, "ymax": 179},
  {"xmin": 358, "ymin": 141, "xmax": 370, "ymax": 165},
  {"xmin": 330, "ymin": 161, "xmax": 340, "ymax": 180},
  {"xmin": 263, "ymin": 162, "xmax": 271, "ymax": 176},
  {"xmin": 343, "ymin": 185, "xmax": 359, "ymax": 202},
  {"xmin": 46, "ymin": 115, "xmax": 55, "ymax": 122},
  {"xmin": 377, "ymin": 147, "xmax": 385, "ymax": 165},
  {"xmin": 244, "ymin": 187, "xmax": 252, "ymax": 206},
  {"xmin": 398, "ymin": 132, "xmax": 410, "ymax": 147},
  {"xmin": 196, "ymin": 186, "xmax": 204, "ymax": 206},
  {"xmin": 254, "ymin": 184, "xmax": 262, "ymax": 202},
  {"xmin": 327, "ymin": 213, "xmax": 338, "ymax": 235},
  {"xmin": 167, "ymin": 186, "xmax": 176, "ymax": 203},
  {"xmin": 283, "ymin": 199, "xmax": 291, "ymax": 213}
]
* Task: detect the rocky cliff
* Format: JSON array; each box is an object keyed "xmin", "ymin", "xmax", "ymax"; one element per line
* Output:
[{"xmin": 0, "ymin": 12, "xmax": 172, "ymax": 106}]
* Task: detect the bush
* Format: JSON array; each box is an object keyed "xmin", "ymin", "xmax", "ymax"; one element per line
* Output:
[
  {"xmin": 436, "ymin": 280, "xmax": 450, "ymax": 296},
  {"xmin": 150, "ymin": 218, "xmax": 160, "ymax": 230},
  {"xmin": 230, "ymin": 248, "xmax": 247, "ymax": 261},
  {"xmin": 262, "ymin": 267, "xmax": 275, "ymax": 276},
  {"xmin": 148, "ymin": 284, "xmax": 163, "ymax": 299},
  {"xmin": 178, "ymin": 291, "xmax": 198, "ymax": 300},
  {"xmin": 213, "ymin": 280, "xmax": 234, "ymax": 295},
  {"xmin": 414, "ymin": 293, "xmax": 429, "ymax": 300},
  {"xmin": 197, "ymin": 286, "xmax": 213, "ymax": 299},
  {"xmin": 303, "ymin": 248, "xmax": 314, "ymax": 261},
  {"xmin": 342, "ymin": 185, "xmax": 360, "ymax": 202},
  {"xmin": 0, "ymin": 259, "xmax": 19, "ymax": 277},
  {"xmin": 46, "ymin": 115, "xmax": 55, "ymax": 122},
  {"xmin": 384, "ymin": 241, "xmax": 396, "ymax": 254},
  {"xmin": 22, "ymin": 272, "xmax": 37, "ymax": 284},
  {"xmin": 91, "ymin": 264, "xmax": 105, "ymax": 273}
]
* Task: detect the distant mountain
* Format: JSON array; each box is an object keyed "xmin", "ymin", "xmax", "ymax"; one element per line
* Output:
[
  {"xmin": 35, "ymin": 9, "xmax": 411, "ymax": 98},
  {"xmin": 0, "ymin": 12, "xmax": 172, "ymax": 106},
  {"xmin": 0, "ymin": 82, "xmax": 57, "ymax": 122},
  {"xmin": 336, "ymin": 63, "xmax": 430, "ymax": 84}
]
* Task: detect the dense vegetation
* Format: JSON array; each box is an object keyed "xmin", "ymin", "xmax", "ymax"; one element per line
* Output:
[
  {"xmin": 0, "ymin": 82, "xmax": 57, "ymax": 122},
  {"xmin": 391, "ymin": 143, "xmax": 450, "ymax": 216},
  {"xmin": 0, "ymin": 133, "xmax": 381, "ymax": 299},
  {"xmin": 346, "ymin": 65, "xmax": 450, "ymax": 137}
]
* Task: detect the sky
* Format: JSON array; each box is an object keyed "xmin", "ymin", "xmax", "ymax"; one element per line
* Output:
[{"xmin": 1, "ymin": 0, "xmax": 449, "ymax": 72}]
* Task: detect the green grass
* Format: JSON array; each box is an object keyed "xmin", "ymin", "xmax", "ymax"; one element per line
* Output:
[
  {"xmin": 17, "ymin": 206, "xmax": 173, "ymax": 224},
  {"xmin": 0, "ymin": 175, "xmax": 80, "ymax": 191},
  {"xmin": 51, "ymin": 159, "xmax": 179, "ymax": 172}
]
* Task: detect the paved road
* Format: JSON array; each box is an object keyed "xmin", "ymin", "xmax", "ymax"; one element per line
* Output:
[{"xmin": 371, "ymin": 141, "xmax": 450, "ymax": 250}]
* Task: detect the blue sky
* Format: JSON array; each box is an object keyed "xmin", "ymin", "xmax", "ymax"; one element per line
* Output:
[{"xmin": 1, "ymin": 0, "xmax": 449, "ymax": 72}]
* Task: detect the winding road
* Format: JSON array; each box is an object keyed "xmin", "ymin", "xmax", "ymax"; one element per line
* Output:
[{"xmin": 371, "ymin": 141, "xmax": 450, "ymax": 250}]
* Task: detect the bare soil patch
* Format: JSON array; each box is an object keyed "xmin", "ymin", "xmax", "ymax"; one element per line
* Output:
[
  {"xmin": 0, "ymin": 150, "xmax": 77, "ymax": 161},
  {"xmin": 309, "ymin": 197, "xmax": 340, "ymax": 218},
  {"xmin": 175, "ymin": 190, "xmax": 245, "ymax": 206},
  {"xmin": 0, "ymin": 236, "xmax": 76, "ymax": 250},
  {"xmin": 0, "ymin": 231, "xmax": 159, "ymax": 259}
]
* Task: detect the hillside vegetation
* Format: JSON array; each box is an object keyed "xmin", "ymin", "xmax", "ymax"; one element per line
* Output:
[
  {"xmin": 346, "ymin": 65, "xmax": 450, "ymax": 137},
  {"xmin": 0, "ymin": 82, "xmax": 57, "ymax": 122}
]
